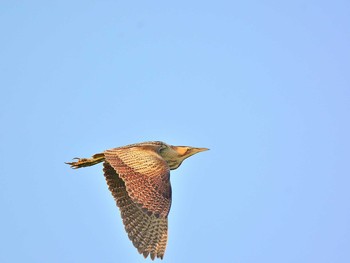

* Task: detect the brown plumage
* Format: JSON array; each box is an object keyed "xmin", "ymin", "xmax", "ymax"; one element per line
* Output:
[{"xmin": 66, "ymin": 141, "xmax": 208, "ymax": 260}]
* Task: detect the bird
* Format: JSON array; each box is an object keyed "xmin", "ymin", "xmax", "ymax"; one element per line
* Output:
[{"xmin": 66, "ymin": 141, "xmax": 208, "ymax": 260}]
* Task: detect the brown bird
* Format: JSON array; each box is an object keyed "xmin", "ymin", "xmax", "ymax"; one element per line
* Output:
[{"xmin": 66, "ymin": 141, "xmax": 208, "ymax": 260}]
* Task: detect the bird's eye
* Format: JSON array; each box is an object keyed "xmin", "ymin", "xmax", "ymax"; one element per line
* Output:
[{"xmin": 159, "ymin": 145, "xmax": 166, "ymax": 152}]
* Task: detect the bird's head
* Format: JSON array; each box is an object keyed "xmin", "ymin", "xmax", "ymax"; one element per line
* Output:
[{"xmin": 159, "ymin": 143, "xmax": 209, "ymax": 170}]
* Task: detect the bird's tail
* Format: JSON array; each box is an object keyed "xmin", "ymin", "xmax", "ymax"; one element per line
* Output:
[{"xmin": 66, "ymin": 153, "xmax": 105, "ymax": 169}]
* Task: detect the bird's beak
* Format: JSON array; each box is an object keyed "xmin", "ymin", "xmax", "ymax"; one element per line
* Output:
[
  {"xmin": 191, "ymin": 147, "xmax": 209, "ymax": 154},
  {"xmin": 171, "ymin": 146, "xmax": 209, "ymax": 157},
  {"xmin": 186, "ymin": 147, "xmax": 209, "ymax": 158}
]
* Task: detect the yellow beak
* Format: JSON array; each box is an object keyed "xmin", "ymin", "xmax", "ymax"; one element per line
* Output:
[
  {"xmin": 171, "ymin": 146, "xmax": 209, "ymax": 157},
  {"xmin": 190, "ymin": 147, "xmax": 209, "ymax": 154}
]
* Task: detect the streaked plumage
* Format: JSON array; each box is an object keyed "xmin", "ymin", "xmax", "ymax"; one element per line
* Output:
[{"xmin": 66, "ymin": 141, "xmax": 208, "ymax": 260}]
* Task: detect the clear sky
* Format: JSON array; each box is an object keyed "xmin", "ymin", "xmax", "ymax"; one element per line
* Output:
[{"xmin": 1, "ymin": 1, "xmax": 349, "ymax": 262}]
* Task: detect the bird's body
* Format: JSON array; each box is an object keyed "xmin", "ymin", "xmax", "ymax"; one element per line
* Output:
[{"xmin": 66, "ymin": 141, "xmax": 208, "ymax": 260}]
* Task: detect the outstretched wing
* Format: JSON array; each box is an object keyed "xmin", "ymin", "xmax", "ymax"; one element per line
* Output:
[
  {"xmin": 103, "ymin": 162, "xmax": 168, "ymax": 259},
  {"xmin": 104, "ymin": 145, "xmax": 172, "ymax": 218}
]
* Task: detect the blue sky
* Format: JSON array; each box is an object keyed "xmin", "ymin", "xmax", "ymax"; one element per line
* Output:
[{"xmin": 1, "ymin": 1, "xmax": 349, "ymax": 262}]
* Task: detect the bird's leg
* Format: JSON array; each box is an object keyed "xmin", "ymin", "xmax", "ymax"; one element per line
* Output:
[{"xmin": 65, "ymin": 153, "xmax": 105, "ymax": 169}]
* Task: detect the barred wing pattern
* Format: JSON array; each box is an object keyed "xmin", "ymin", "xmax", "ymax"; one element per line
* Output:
[
  {"xmin": 103, "ymin": 146, "xmax": 172, "ymax": 259},
  {"xmin": 104, "ymin": 146, "xmax": 172, "ymax": 217}
]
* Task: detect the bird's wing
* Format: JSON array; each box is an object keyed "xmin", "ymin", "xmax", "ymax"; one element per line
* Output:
[
  {"xmin": 104, "ymin": 145, "xmax": 171, "ymax": 218},
  {"xmin": 103, "ymin": 162, "xmax": 168, "ymax": 260}
]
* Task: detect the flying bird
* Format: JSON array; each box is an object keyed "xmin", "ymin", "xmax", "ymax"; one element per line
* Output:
[{"xmin": 66, "ymin": 141, "xmax": 208, "ymax": 260}]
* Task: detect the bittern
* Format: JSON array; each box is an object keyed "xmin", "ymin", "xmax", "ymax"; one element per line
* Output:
[{"xmin": 66, "ymin": 141, "xmax": 208, "ymax": 260}]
